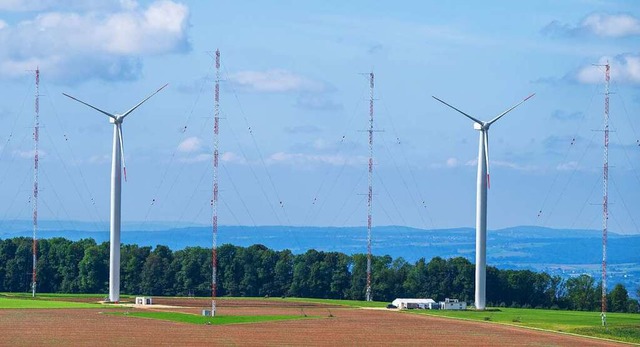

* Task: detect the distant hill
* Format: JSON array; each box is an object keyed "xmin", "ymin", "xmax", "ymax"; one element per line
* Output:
[{"xmin": 1, "ymin": 222, "xmax": 638, "ymax": 296}]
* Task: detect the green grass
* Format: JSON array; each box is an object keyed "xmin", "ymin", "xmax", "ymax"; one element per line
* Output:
[
  {"xmin": 154, "ymin": 296, "xmax": 389, "ymax": 308},
  {"xmin": 107, "ymin": 311, "xmax": 313, "ymax": 325},
  {"xmin": 411, "ymin": 307, "xmax": 640, "ymax": 344},
  {"xmin": 282, "ymin": 297, "xmax": 388, "ymax": 308},
  {"xmin": 2, "ymin": 292, "xmax": 120, "ymax": 299},
  {"xmin": 0, "ymin": 296, "xmax": 103, "ymax": 309}
]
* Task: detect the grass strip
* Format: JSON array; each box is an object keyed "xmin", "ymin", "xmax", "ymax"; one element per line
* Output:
[
  {"xmin": 108, "ymin": 310, "xmax": 313, "ymax": 325},
  {"xmin": 0, "ymin": 296, "xmax": 103, "ymax": 309},
  {"xmin": 410, "ymin": 307, "xmax": 640, "ymax": 344}
]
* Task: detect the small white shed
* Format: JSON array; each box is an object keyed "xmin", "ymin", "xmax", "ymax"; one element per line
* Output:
[
  {"xmin": 439, "ymin": 298, "xmax": 466, "ymax": 310},
  {"xmin": 135, "ymin": 297, "xmax": 153, "ymax": 305}
]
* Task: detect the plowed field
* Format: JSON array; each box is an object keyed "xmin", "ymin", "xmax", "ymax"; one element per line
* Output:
[{"xmin": 0, "ymin": 299, "xmax": 626, "ymax": 346}]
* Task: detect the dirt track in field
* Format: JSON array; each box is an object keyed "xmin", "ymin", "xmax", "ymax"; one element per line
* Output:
[{"xmin": 0, "ymin": 299, "xmax": 627, "ymax": 346}]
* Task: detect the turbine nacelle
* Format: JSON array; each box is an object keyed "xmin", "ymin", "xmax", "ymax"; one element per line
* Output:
[
  {"xmin": 473, "ymin": 122, "xmax": 486, "ymax": 131},
  {"xmin": 109, "ymin": 116, "xmax": 123, "ymax": 124}
]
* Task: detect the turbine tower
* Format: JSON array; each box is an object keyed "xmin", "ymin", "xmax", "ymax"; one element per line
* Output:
[
  {"xmin": 432, "ymin": 93, "xmax": 534, "ymax": 310},
  {"xmin": 63, "ymin": 84, "xmax": 167, "ymax": 302}
]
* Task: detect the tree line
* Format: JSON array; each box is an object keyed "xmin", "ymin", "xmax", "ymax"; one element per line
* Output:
[{"xmin": 1, "ymin": 237, "xmax": 638, "ymax": 312}]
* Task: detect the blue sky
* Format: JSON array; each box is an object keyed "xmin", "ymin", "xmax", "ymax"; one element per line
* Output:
[{"xmin": 0, "ymin": 0, "xmax": 638, "ymax": 233}]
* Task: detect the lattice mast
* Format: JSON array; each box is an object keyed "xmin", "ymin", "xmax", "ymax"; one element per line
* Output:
[
  {"xmin": 601, "ymin": 62, "xmax": 610, "ymax": 326},
  {"xmin": 365, "ymin": 72, "xmax": 374, "ymax": 302},
  {"xmin": 211, "ymin": 49, "xmax": 221, "ymax": 316},
  {"xmin": 32, "ymin": 68, "xmax": 40, "ymax": 298}
]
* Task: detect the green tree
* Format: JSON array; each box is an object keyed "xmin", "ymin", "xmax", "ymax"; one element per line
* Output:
[
  {"xmin": 273, "ymin": 249, "xmax": 294, "ymax": 296},
  {"xmin": 121, "ymin": 244, "xmax": 151, "ymax": 295},
  {"xmin": 425, "ymin": 257, "xmax": 448, "ymax": 299},
  {"xmin": 4, "ymin": 238, "xmax": 32, "ymax": 292},
  {"xmin": 371, "ymin": 255, "xmax": 396, "ymax": 301},
  {"xmin": 218, "ymin": 244, "xmax": 240, "ymax": 296},
  {"xmin": 173, "ymin": 246, "xmax": 210, "ymax": 296},
  {"xmin": 627, "ymin": 298, "xmax": 639, "ymax": 313},
  {"xmin": 61, "ymin": 239, "xmax": 97, "ymax": 293},
  {"xmin": 403, "ymin": 258, "xmax": 428, "ymax": 298},
  {"xmin": 608, "ymin": 283, "xmax": 629, "ymax": 313},
  {"xmin": 346, "ymin": 253, "xmax": 368, "ymax": 300},
  {"xmin": 566, "ymin": 274, "xmax": 598, "ymax": 311},
  {"xmin": 0, "ymin": 238, "xmax": 18, "ymax": 291},
  {"xmin": 448, "ymin": 257, "xmax": 474, "ymax": 302},
  {"xmin": 140, "ymin": 245, "xmax": 174, "ymax": 295},
  {"xmin": 78, "ymin": 244, "xmax": 108, "ymax": 293},
  {"xmin": 326, "ymin": 252, "xmax": 350, "ymax": 299}
]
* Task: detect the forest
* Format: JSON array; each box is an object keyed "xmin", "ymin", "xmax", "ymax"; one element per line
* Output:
[{"xmin": 0, "ymin": 237, "xmax": 638, "ymax": 312}]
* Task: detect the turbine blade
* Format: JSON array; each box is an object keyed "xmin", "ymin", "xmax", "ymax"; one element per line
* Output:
[
  {"xmin": 62, "ymin": 93, "xmax": 116, "ymax": 119},
  {"xmin": 486, "ymin": 93, "xmax": 535, "ymax": 126},
  {"xmin": 120, "ymin": 83, "xmax": 168, "ymax": 119},
  {"xmin": 118, "ymin": 125, "xmax": 127, "ymax": 182},
  {"xmin": 432, "ymin": 96, "xmax": 483, "ymax": 125},
  {"xmin": 484, "ymin": 130, "xmax": 490, "ymax": 189}
]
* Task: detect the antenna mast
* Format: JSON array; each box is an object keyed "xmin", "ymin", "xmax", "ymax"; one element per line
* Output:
[
  {"xmin": 601, "ymin": 62, "xmax": 610, "ymax": 327},
  {"xmin": 32, "ymin": 68, "xmax": 40, "ymax": 297},
  {"xmin": 366, "ymin": 72, "xmax": 374, "ymax": 302},
  {"xmin": 211, "ymin": 49, "xmax": 220, "ymax": 316}
]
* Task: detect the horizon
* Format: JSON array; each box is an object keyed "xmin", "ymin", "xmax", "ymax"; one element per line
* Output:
[{"xmin": 0, "ymin": 219, "xmax": 633, "ymax": 235}]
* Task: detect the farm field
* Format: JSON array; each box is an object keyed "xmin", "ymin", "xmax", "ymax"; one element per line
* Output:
[
  {"xmin": 413, "ymin": 307, "xmax": 640, "ymax": 344},
  {"xmin": 0, "ymin": 294, "xmax": 633, "ymax": 346},
  {"xmin": 0, "ymin": 295, "xmax": 104, "ymax": 309}
]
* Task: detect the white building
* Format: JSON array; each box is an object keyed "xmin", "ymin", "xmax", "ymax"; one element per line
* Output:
[
  {"xmin": 135, "ymin": 297, "xmax": 153, "ymax": 305},
  {"xmin": 392, "ymin": 298, "xmax": 436, "ymax": 309},
  {"xmin": 439, "ymin": 298, "xmax": 466, "ymax": 310}
]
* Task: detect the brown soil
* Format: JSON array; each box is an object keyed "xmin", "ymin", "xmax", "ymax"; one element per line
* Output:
[{"xmin": 0, "ymin": 302, "xmax": 626, "ymax": 346}]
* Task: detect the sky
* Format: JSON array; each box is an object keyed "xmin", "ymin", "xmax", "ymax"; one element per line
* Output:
[{"xmin": 0, "ymin": 0, "xmax": 639, "ymax": 233}]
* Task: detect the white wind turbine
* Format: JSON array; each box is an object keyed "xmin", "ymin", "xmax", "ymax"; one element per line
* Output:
[
  {"xmin": 432, "ymin": 93, "xmax": 534, "ymax": 310},
  {"xmin": 63, "ymin": 84, "xmax": 167, "ymax": 302}
]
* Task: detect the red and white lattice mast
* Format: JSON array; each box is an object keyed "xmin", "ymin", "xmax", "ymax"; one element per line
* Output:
[
  {"xmin": 32, "ymin": 68, "xmax": 40, "ymax": 297},
  {"xmin": 366, "ymin": 72, "xmax": 374, "ymax": 302},
  {"xmin": 211, "ymin": 49, "xmax": 221, "ymax": 316},
  {"xmin": 601, "ymin": 62, "xmax": 610, "ymax": 327}
]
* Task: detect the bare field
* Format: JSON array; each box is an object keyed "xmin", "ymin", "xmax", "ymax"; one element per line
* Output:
[{"xmin": 0, "ymin": 299, "xmax": 628, "ymax": 346}]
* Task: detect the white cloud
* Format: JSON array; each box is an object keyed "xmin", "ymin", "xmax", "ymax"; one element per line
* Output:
[
  {"xmin": 312, "ymin": 139, "xmax": 332, "ymax": 151},
  {"xmin": 295, "ymin": 93, "xmax": 342, "ymax": 110},
  {"xmin": 462, "ymin": 158, "xmax": 538, "ymax": 172},
  {"xmin": 177, "ymin": 136, "xmax": 202, "ymax": 153},
  {"xmin": 491, "ymin": 160, "xmax": 538, "ymax": 172},
  {"xmin": 220, "ymin": 151, "xmax": 246, "ymax": 164},
  {"xmin": 575, "ymin": 54, "xmax": 640, "ymax": 85},
  {"xmin": 228, "ymin": 69, "xmax": 325, "ymax": 93},
  {"xmin": 0, "ymin": 0, "xmax": 137, "ymax": 12},
  {"xmin": 465, "ymin": 158, "xmax": 478, "ymax": 166},
  {"xmin": 431, "ymin": 157, "xmax": 460, "ymax": 169},
  {"xmin": 581, "ymin": 13, "xmax": 640, "ymax": 37},
  {"xmin": 0, "ymin": 20, "xmax": 7, "ymax": 30},
  {"xmin": 89, "ymin": 153, "xmax": 110, "ymax": 164},
  {"xmin": 267, "ymin": 151, "xmax": 366, "ymax": 166},
  {"xmin": 178, "ymin": 153, "xmax": 210, "ymax": 163},
  {"xmin": 557, "ymin": 161, "xmax": 580, "ymax": 171},
  {"xmin": 446, "ymin": 157, "xmax": 458, "ymax": 168},
  {"xmin": 543, "ymin": 13, "xmax": 640, "ymax": 38},
  {"xmin": 0, "ymin": 0, "xmax": 190, "ymax": 83},
  {"xmin": 13, "ymin": 149, "xmax": 47, "ymax": 158}
]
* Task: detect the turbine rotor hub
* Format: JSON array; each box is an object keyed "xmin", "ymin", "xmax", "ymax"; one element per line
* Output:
[{"xmin": 473, "ymin": 122, "xmax": 487, "ymax": 131}]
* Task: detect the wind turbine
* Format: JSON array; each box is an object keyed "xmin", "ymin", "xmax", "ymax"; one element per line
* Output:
[
  {"xmin": 432, "ymin": 92, "xmax": 534, "ymax": 310},
  {"xmin": 63, "ymin": 84, "xmax": 167, "ymax": 302}
]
